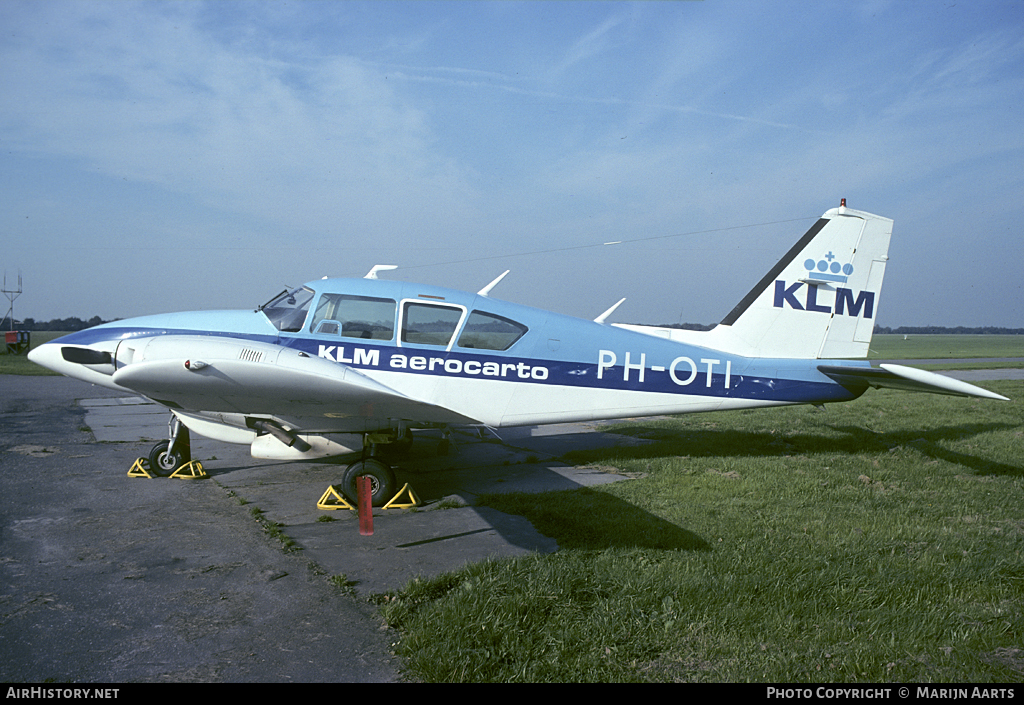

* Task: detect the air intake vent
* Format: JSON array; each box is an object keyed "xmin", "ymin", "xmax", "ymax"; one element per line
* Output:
[{"xmin": 239, "ymin": 348, "xmax": 264, "ymax": 363}]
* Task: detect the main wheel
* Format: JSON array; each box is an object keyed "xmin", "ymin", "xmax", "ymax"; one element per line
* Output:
[
  {"xmin": 342, "ymin": 458, "xmax": 396, "ymax": 507},
  {"xmin": 148, "ymin": 440, "xmax": 186, "ymax": 477}
]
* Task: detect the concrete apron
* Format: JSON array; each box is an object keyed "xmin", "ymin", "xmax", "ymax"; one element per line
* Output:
[{"xmin": 82, "ymin": 396, "xmax": 644, "ymax": 595}]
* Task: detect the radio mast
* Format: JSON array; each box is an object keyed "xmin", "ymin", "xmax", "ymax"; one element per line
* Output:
[{"xmin": 3, "ymin": 272, "xmax": 23, "ymax": 331}]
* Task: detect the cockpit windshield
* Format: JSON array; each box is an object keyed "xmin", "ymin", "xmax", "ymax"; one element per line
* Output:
[{"xmin": 259, "ymin": 286, "xmax": 315, "ymax": 332}]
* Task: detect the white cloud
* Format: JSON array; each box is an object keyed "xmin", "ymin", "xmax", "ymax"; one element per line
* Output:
[{"xmin": 0, "ymin": 2, "xmax": 479, "ymax": 241}]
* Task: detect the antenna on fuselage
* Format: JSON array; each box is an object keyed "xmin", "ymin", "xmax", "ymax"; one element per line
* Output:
[
  {"xmin": 594, "ymin": 298, "xmax": 626, "ymax": 324},
  {"xmin": 364, "ymin": 265, "xmax": 398, "ymax": 280},
  {"xmin": 477, "ymin": 270, "xmax": 510, "ymax": 297}
]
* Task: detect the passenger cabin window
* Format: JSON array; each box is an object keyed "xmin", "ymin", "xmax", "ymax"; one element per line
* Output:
[
  {"xmin": 261, "ymin": 286, "xmax": 315, "ymax": 333},
  {"xmin": 402, "ymin": 302, "xmax": 464, "ymax": 347},
  {"xmin": 310, "ymin": 294, "xmax": 396, "ymax": 340},
  {"xmin": 457, "ymin": 311, "xmax": 528, "ymax": 351}
]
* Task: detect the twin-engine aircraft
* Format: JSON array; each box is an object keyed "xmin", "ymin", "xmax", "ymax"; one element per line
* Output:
[{"xmin": 30, "ymin": 201, "xmax": 1008, "ymax": 505}]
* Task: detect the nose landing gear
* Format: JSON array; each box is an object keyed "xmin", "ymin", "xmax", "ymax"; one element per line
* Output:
[
  {"xmin": 129, "ymin": 418, "xmax": 205, "ymax": 479},
  {"xmin": 143, "ymin": 416, "xmax": 204, "ymax": 478}
]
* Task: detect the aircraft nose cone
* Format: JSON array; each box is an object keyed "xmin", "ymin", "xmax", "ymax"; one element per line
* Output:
[
  {"xmin": 26, "ymin": 340, "xmax": 127, "ymax": 391},
  {"xmin": 27, "ymin": 343, "xmax": 60, "ymax": 372}
]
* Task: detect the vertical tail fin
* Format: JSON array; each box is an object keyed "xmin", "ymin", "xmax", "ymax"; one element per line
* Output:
[{"xmin": 704, "ymin": 202, "xmax": 893, "ymax": 359}]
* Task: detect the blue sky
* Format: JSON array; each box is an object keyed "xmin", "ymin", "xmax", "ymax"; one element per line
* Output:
[{"xmin": 2, "ymin": 0, "xmax": 1022, "ymax": 328}]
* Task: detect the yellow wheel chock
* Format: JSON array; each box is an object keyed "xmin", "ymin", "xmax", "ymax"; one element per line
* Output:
[
  {"xmin": 170, "ymin": 460, "xmax": 206, "ymax": 479},
  {"xmin": 128, "ymin": 457, "xmax": 206, "ymax": 479},
  {"xmin": 383, "ymin": 483, "xmax": 420, "ymax": 509},
  {"xmin": 317, "ymin": 485, "xmax": 356, "ymax": 511},
  {"xmin": 128, "ymin": 458, "xmax": 154, "ymax": 478},
  {"xmin": 316, "ymin": 483, "xmax": 421, "ymax": 510}
]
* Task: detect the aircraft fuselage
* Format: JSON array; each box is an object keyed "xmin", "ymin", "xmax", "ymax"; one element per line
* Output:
[{"xmin": 30, "ymin": 275, "xmax": 870, "ymax": 442}]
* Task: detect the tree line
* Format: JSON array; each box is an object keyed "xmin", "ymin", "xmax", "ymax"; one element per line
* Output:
[
  {"xmin": 2, "ymin": 316, "xmax": 113, "ymax": 331},
  {"xmin": 653, "ymin": 323, "xmax": 1024, "ymax": 335},
  {"xmin": 872, "ymin": 325, "xmax": 1024, "ymax": 335}
]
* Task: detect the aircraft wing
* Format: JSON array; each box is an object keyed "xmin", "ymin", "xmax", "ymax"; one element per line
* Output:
[
  {"xmin": 110, "ymin": 335, "xmax": 479, "ymax": 426},
  {"xmin": 817, "ymin": 364, "xmax": 1009, "ymax": 401}
]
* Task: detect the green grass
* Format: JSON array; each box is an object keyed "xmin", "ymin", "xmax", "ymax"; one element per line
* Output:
[
  {"xmin": 378, "ymin": 381, "xmax": 1023, "ymax": 682},
  {"xmin": 869, "ymin": 334, "xmax": 1024, "ymax": 361},
  {"xmin": 248, "ymin": 506, "xmax": 299, "ymax": 552},
  {"xmin": 0, "ymin": 332, "xmax": 67, "ymax": 375}
]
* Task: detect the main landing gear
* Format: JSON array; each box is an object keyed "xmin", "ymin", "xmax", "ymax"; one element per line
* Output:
[
  {"xmin": 338, "ymin": 426, "xmax": 445, "ymax": 507},
  {"xmin": 341, "ymin": 457, "xmax": 396, "ymax": 508}
]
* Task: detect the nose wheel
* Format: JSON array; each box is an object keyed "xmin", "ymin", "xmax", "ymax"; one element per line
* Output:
[
  {"xmin": 148, "ymin": 416, "xmax": 192, "ymax": 477},
  {"xmin": 148, "ymin": 440, "xmax": 185, "ymax": 476}
]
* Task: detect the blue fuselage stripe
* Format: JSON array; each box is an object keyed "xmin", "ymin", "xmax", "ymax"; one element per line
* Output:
[{"xmin": 280, "ymin": 337, "xmax": 858, "ymax": 404}]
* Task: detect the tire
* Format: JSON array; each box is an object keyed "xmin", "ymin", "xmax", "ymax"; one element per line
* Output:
[
  {"xmin": 148, "ymin": 440, "xmax": 186, "ymax": 477},
  {"xmin": 342, "ymin": 458, "xmax": 396, "ymax": 508}
]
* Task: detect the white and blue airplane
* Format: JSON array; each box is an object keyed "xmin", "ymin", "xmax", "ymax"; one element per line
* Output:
[{"xmin": 29, "ymin": 201, "xmax": 1008, "ymax": 505}]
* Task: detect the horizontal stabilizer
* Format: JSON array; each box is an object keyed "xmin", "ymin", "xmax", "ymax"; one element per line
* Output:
[{"xmin": 818, "ymin": 364, "xmax": 1009, "ymax": 401}]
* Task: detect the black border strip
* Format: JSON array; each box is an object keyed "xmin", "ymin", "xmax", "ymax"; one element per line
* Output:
[{"xmin": 719, "ymin": 218, "xmax": 829, "ymax": 327}]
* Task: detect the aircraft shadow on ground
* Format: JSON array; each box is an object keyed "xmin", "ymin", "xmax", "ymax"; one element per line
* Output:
[
  {"xmin": 564, "ymin": 421, "xmax": 1022, "ymax": 478},
  {"xmin": 823, "ymin": 422, "xmax": 1022, "ymax": 477},
  {"xmin": 478, "ymin": 485, "xmax": 712, "ymax": 553},
  {"xmin": 463, "ymin": 420, "xmax": 1020, "ymax": 554},
  {"xmin": 182, "ymin": 421, "xmax": 1018, "ymax": 557}
]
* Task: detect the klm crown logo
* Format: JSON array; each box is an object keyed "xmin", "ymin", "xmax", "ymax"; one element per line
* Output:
[{"xmin": 805, "ymin": 252, "xmax": 854, "ymax": 283}]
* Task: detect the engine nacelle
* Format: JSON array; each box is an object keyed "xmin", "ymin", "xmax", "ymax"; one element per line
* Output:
[{"xmin": 250, "ymin": 432, "xmax": 362, "ymax": 460}]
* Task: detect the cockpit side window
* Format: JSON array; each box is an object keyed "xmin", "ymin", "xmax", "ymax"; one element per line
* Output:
[
  {"xmin": 310, "ymin": 294, "xmax": 396, "ymax": 340},
  {"xmin": 457, "ymin": 311, "xmax": 528, "ymax": 351},
  {"xmin": 401, "ymin": 302, "xmax": 464, "ymax": 347},
  {"xmin": 260, "ymin": 286, "xmax": 315, "ymax": 333}
]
